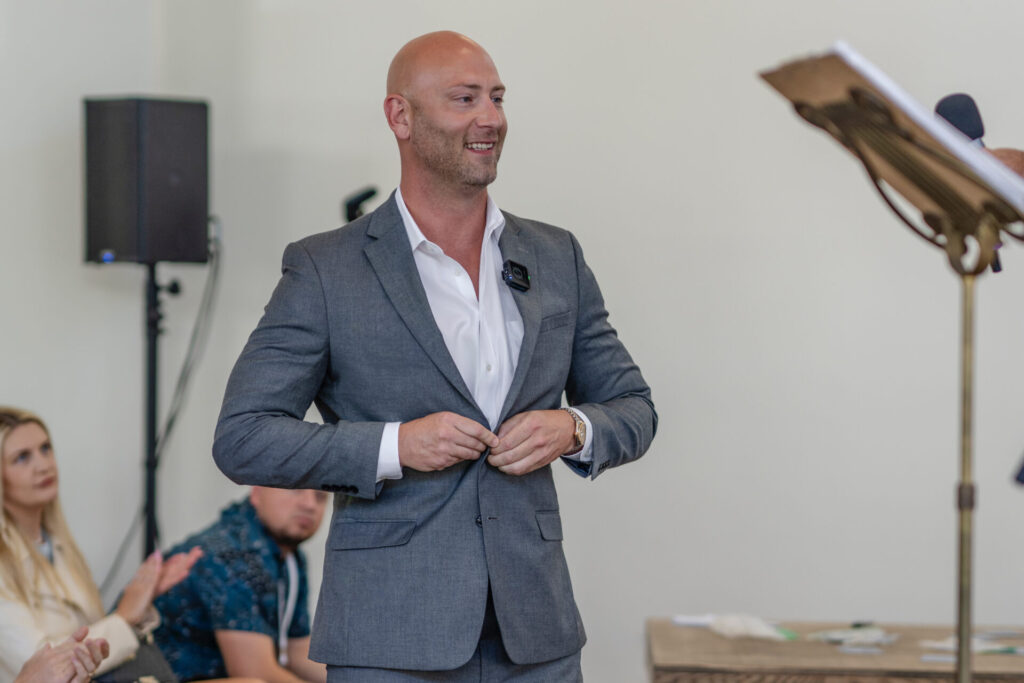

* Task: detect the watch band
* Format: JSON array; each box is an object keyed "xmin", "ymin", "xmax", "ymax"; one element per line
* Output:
[{"xmin": 561, "ymin": 407, "xmax": 586, "ymax": 455}]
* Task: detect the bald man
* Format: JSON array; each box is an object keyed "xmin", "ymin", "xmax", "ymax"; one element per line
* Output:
[{"xmin": 215, "ymin": 31, "xmax": 656, "ymax": 681}]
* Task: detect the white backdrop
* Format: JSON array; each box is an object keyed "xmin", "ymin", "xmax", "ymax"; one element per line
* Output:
[{"xmin": 4, "ymin": 1, "xmax": 1024, "ymax": 681}]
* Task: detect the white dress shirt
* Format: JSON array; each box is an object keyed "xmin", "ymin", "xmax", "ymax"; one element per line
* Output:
[{"xmin": 375, "ymin": 188, "xmax": 592, "ymax": 480}]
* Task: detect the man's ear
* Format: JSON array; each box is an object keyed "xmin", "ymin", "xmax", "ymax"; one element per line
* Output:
[{"xmin": 384, "ymin": 95, "xmax": 411, "ymax": 140}]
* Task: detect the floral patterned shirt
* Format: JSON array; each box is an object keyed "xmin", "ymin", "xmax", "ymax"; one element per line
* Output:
[{"xmin": 153, "ymin": 499, "xmax": 310, "ymax": 681}]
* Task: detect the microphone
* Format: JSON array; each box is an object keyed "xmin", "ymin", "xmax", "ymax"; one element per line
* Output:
[
  {"xmin": 343, "ymin": 186, "xmax": 378, "ymax": 223},
  {"xmin": 935, "ymin": 93, "xmax": 1001, "ymax": 272},
  {"xmin": 935, "ymin": 93, "xmax": 985, "ymax": 146}
]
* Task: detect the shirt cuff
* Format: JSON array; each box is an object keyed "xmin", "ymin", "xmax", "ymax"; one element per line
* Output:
[
  {"xmin": 562, "ymin": 408, "xmax": 593, "ymax": 463},
  {"xmin": 376, "ymin": 422, "xmax": 404, "ymax": 481},
  {"xmin": 90, "ymin": 613, "xmax": 139, "ymax": 676}
]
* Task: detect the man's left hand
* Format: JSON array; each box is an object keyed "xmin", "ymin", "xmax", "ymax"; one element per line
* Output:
[{"xmin": 488, "ymin": 410, "xmax": 575, "ymax": 476}]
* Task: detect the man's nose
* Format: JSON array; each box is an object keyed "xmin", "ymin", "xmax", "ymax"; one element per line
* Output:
[
  {"xmin": 296, "ymin": 490, "xmax": 320, "ymax": 509},
  {"xmin": 476, "ymin": 99, "xmax": 504, "ymax": 129}
]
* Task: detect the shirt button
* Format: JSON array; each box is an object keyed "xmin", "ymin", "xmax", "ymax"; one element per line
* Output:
[
  {"xmin": 486, "ymin": 364, "xmax": 493, "ymax": 372},
  {"xmin": 475, "ymin": 515, "xmax": 483, "ymax": 527}
]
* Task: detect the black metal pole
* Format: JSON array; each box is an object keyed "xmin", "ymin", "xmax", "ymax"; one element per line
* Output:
[{"xmin": 144, "ymin": 263, "xmax": 160, "ymax": 557}]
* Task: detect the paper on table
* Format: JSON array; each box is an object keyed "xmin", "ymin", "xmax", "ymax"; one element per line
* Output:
[
  {"xmin": 673, "ymin": 614, "xmax": 792, "ymax": 640},
  {"xmin": 921, "ymin": 635, "xmax": 1024, "ymax": 654}
]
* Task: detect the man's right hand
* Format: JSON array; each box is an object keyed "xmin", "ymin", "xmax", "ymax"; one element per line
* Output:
[{"xmin": 398, "ymin": 412, "xmax": 499, "ymax": 472}]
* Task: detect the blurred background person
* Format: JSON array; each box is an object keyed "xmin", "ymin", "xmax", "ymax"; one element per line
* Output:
[
  {"xmin": 154, "ymin": 487, "xmax": 328, "ymax": 682},
  {"xmin": 0, "ymin": 407, "xmax": 201, "ymax": 680}
]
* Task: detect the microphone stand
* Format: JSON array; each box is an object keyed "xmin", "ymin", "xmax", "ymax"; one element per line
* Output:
[{"xmin": 793, "ymin": 87, "xmax": 1022, "ymax": 683}]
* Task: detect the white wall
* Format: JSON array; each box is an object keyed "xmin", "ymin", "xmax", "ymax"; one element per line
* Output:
[
  {"xmin": 0, "ymin": 0, "xmax": 160, "ymax": 602},
  {"xmin": 5, "ymin": 1, "xmax": 1024, "ymax": 681}
]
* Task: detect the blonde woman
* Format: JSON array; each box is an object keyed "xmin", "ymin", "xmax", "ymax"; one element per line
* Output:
[{"xmin": 0, "ymin": 407, "xmax": 201, "ymax": 681}]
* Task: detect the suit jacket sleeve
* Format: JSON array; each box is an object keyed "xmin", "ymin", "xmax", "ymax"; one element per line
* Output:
[
  {"xmin": 213, "ymin": 241, "xmax": 383, "ymax": 499},
  {"xmin": 562, "ymin": 232, "xmax": 657, "ymax": 479}
]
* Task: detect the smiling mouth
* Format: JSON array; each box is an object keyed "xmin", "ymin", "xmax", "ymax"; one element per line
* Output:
[{"xmin": 465, "ymin": 142, "xmax": 495, "ymax": 151}]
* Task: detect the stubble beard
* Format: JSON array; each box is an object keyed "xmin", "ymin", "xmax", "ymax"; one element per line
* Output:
[
  {"xmin": 267, "ymin": 527, "xmax": 312, "ymax": 553},
  {"xmin": 411, "ymin": 117, "xmax": 501, "ymax": 189}
]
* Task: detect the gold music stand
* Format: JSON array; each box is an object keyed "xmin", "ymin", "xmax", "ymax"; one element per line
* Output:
[{"xmin": 761, "ymin": 42, "xmax": 1024, "ymax": 683}]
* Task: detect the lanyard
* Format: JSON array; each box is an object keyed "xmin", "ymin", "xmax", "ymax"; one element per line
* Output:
[{"xmin": 277, "ymin": 553, "xmax": 299, "ymax": 667}]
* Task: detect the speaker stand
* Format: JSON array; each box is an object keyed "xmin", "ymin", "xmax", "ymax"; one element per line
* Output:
[{"xmin": 144, "ymin": 263, "xmax": 179, "ymax": 557}]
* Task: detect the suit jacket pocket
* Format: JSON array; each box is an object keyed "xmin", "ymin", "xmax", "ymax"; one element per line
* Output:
[
  {"xmin": 330, "ymin": 519, "xmax": 417, "ymax": 550},
  {"xmin": 535, "ymin": 510, "xmax": 563, "ymax": 541},
  {"xmin": 538, "ymin": 310, "xmax": 572, "ymax": 333}
]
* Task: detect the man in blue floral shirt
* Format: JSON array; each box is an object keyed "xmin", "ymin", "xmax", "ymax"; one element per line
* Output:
[{"xmin": 154, "ymin": 487, "xmax": 329, "ymax": 682}]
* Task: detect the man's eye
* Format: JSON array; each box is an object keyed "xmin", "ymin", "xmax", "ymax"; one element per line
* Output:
[
  {"xmin": 492, "ymin": 96, "xmax": 504, "ymax": 106},
  {"xmin": 456, "ymin": 95, "xmax": 473, "ymax": 103}
]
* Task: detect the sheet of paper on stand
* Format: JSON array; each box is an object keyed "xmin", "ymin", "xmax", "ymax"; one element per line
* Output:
[{"xmin": 672, "ymin": 614, "xmax": 796, "ymax": 641}]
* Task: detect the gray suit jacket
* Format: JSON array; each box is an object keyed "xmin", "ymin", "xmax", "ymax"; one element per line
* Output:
[{"xmin": 213, "ymin": 194, "xmax": 656, "ymax": 670}]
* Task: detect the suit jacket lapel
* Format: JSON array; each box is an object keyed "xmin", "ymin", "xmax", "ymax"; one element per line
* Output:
[
  {"xmin": 497, "ymin": 213, "xmax": 542, "ymax": 425},
  {"xmin": 363, "ymin": 195, "xmax": 478, "ymax": 410}
]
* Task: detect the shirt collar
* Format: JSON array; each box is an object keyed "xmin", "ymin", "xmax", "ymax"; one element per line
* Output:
[{"xmin": 394, "ymin": 186, "xmax": 505, "ymax": 254}]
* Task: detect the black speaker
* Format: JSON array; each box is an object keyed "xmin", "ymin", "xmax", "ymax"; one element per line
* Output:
[{"xmin": 85, "ymin": 98, "xmax": 209, "ymax": 264}]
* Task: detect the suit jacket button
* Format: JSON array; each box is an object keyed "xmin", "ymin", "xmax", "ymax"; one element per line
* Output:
[{"xmin": 475, "ymin": 515, "xmax": 482, "ymax": 527}]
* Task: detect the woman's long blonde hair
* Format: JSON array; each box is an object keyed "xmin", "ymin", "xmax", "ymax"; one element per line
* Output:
[{"xmin": 0, "ymin": 407, "xmax": 103, "ymax": 616}]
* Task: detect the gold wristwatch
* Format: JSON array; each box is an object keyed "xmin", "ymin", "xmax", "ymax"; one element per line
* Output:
[{"xmin": 561, "ymin": 407, "xmax": 586, "ymax": 455}]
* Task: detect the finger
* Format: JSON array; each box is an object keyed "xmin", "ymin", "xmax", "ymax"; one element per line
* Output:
[
  {"xmin": 446, "ymin": 434, "xmax": 494, "ymax": 458},
  {"xmin": 429, "ymin": 421, "xmax": 491, "ymax": 458},
  {"xmin": 138, "ymin": 552, "xmax": 163, "ymax": 585},
  {"xmin": 84, "ymin": 638, "xmax": 105, "ymax": 666},
  {"xmin": 70, "ymin": 654, "xmax": 89, "ymax": 683},
  {"xmin": 451, "ymin": 417, "xmax": 499, "ymax": 449},
  {"xmin": 497, "ymin": 458, "xmax": 533, "ymax": 476},
  {"xmin": 487, "ymin": 439, "xmax": 531, "ymax": 467},
  {"xmin": 495, "ymin": 412, "xmax": 527, "ymax": 438},
  {"xmin": 490, "ymin": 423, "xmax": 531, "ymax": 456},
  {"xmin": 488, "ymin": 425, "xmax": 537, "ymax": 464},
  {"xmin": 134, "ymin": 554, "xmax": 158, "ymax": 581},
  {"xmin": 442, "ymin": 444, "xmax": 486, "ymax": 464},
  {"xmin": 73, "ymin": 644, "xmax": 97, "ymax": 673},
  {"xmin": 497, "ymin": 450, "xmax": 547, "ymax": 476},
  {"xmin": 161, "ymin": 554, "xmax": 188, "ymax": 573},
  {"xmin": 71, "ymin": 625, "xmax": 89, "ymax": 642}
]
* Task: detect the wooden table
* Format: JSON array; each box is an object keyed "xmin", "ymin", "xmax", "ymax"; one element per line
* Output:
[{"xmin": 647, "ymin": 619, "xmax": 1024, "ymax": 682}]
